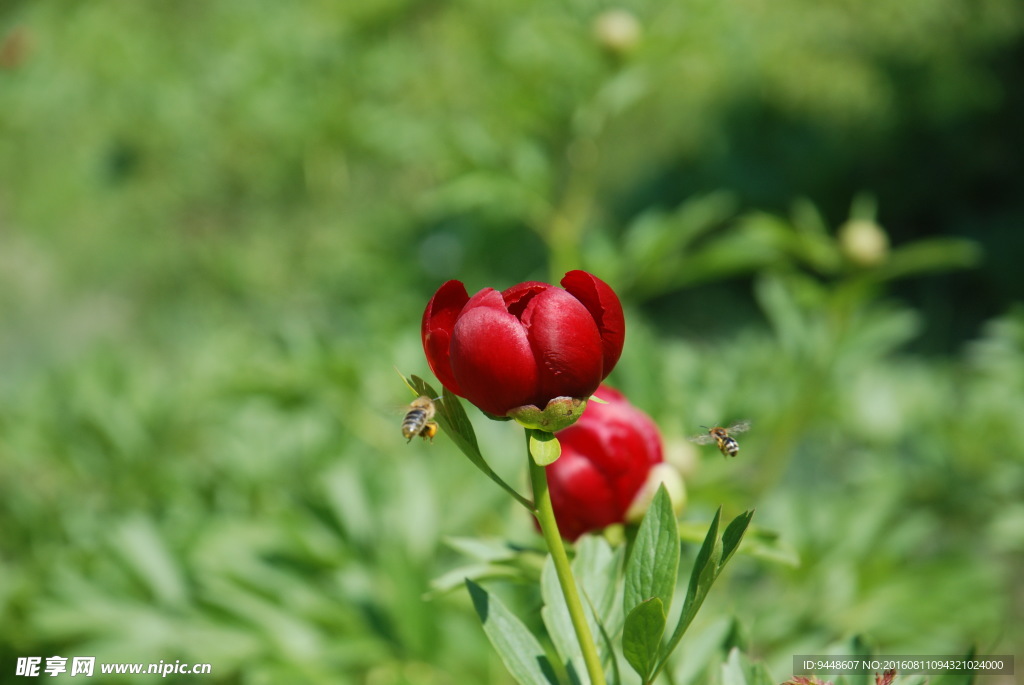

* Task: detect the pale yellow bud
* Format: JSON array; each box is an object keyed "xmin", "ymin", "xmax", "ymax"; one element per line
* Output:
[
  {"xmin": 626, "ymin": 463, "xmax": 687, "ymax": 523},
  {"xmin": 592, "ymin": 9, "xmax": 642, "ymax": 56},
  {"xmin": 838, "ymin": 219, "xmax": 890, "ymax": 266}
]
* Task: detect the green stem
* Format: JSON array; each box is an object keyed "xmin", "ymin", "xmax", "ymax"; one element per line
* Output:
[{"xmin": 527, "ymin": 436, "xmax": 607, "ymax": 685}]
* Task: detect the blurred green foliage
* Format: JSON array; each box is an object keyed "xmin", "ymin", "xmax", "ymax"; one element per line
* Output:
[{"xmin": 1, "ymin": 0, "xmax": 1022, "ymax": 683}]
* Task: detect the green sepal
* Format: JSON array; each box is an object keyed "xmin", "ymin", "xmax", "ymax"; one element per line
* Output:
[
  {"xmin": 528, "ymin": 429, "xmax": 561, "ymax": 466},
  {"xmin": 508, "ymin": 396, "xmax": 588, "ymax": 432}
]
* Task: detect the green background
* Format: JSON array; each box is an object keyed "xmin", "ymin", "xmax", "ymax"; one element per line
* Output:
[{"xmin": 1, "ymin": 1, "xmax": 1022, "ymax": 683}]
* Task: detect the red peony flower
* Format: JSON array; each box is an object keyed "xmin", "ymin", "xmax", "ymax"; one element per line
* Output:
[
  {"xmin": 421, "ymin": 271, "xmax": 625, "ymax": 418},
  {"xmin": 545, "ymin": 385, "xmax": 683, "ymax": 541}
]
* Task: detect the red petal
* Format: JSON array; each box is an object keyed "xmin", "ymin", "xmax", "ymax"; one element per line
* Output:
[
  {"xmin": 421, "ymin": 280, "xmax": 469, "ymax": 394},
  {"xmin": 570, "ymin": 415, "xmax": 644, "ymax": 512},
  {"xmin": 545, "ymin": 449, "xmax": 618, "ymax": 541},
  {"xmin": 550, "ymin": 385, "xmax": 664, "ymax": 532},
  {"xmin": 520, "ymin": 288, "xmax": 604, "ymax": 405},
  {"xmin": 589, "ymin": 385, "xmax": 663, "ymax": 467},
  {"xmin": 560, "ymin": 271, "xmax": 626, "ymax": 377},
  {"xmin": 502, "ymin": 281, "xmax": 550, "ymax": 317},
  {"xmin": 449, "ymin": 288, "xmax": 539, "ymax": 415}
]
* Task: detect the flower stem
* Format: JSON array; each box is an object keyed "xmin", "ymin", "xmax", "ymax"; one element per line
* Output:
[{"xmin": 527, "ymin": 438, "xmax": 607, "ymax": 685}]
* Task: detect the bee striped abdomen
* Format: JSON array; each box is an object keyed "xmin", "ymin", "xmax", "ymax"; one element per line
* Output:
[
  {"xmin": 402, "ymin": 408, "xmax": 429, "ymax": 441},
  {"xmin": 401, "ymin": 395, "xmax": 438, "ymax": 443},
  {"xmin": 694, "ymin": 422, "xmax": 750, "ymax": 458}
]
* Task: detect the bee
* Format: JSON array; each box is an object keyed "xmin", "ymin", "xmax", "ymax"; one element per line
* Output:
[
  {"xmin": 402, "ymin": 395, "xmax": 439, "ymax": 443},
  {"xmin": 689, "ymin": 420, "xmax": 751, "ymax": 458}
]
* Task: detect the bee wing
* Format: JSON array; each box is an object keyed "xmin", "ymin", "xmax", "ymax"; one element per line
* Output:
[
  {"xmin": 688, "ymin": 433, "xmax": 716, "ymax": 445},
  {"xmin": 727, "ymin": 419, "xmax": 752, "ymax": 434},
  {"xmin": 393, "ymin": 396, "xmax": 442, "ymax": 414}
]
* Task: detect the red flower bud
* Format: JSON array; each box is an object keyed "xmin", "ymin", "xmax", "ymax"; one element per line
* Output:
[
  {"xmin": 421, "ymin": 271, "xmax": 625, "ymax": 417},
  {"xmin": 546, "ymin": 385, "xmax": 676, "ymax": 541}
]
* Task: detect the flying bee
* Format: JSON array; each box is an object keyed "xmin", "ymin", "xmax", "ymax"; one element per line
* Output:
[
  {"xmin": 402, "ymin": 395, "xmax": 439, "ymax": 443},
  {"xmin": 416, "ymin": 421, "xmax": 439, "ymax": 442},
  {"xmin": 688, "ymin": 420, "xmax": 751, "ymax": 458}
]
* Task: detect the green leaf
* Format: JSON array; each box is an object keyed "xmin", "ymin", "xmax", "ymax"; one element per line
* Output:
[
  {"xmin": 591, "ymin": 610, "xmax": 622, "ymax": 685},
  {"xmin": 571, "ymin": 537, "xmax": 625, "ymax": 677},
  {"xmin": 719, "ymin": 510, "xmax": 755, "ymax": 571},
  {"xmin": 873, "ymin": 237, "xmax": 981, "ymax": 282},
  {"xmin": 443, "ymin": 536, "xmax": 522, "ymax": 563},
  {"xmin": 623, "ymin": 486, "xmax": 680, "ymax": 616},
  {"xmin": 540, "ymin": 555, "xmax": 592, "ymax": 685},
  {"xmin": 790, "ymin": 198, "xmax": 842, "ymax": 273},
  {"xmin": 623, "ymin": 193, "xmax": 737, "ymax": 282},
  {"xmin": 678, "ymin": 520, "xmax": 797, "ymax": 567},
  {"xmin": 529, "ymin": 429, "xmax": 561, "ymax": 466},
  {"xmin": 428, "ymin": 563, "xmax": 524, "ymax": 597},
  {"xmin": 403, "ymin": 373, "xmax": 533, "ymax": 510},
  {"xmin": 655, "ymin": 508, "xmax": 723, "ymax": 676},
  {"xmin": 407, "ymin": 374, "xmax": 480, "ymax": 459},
  {"xmin": 684, "ymin": 507, "xmax": 723, "ymax": 612},
  {"xmin": 650, "ymin": 509, "xmax": 754, "ymax": 681},
  {"xmin": 721, "ymin": 647, "xmax": 775, "ymax": 685},
  {"xmin": 111, "ymin": 517, "xmax": 187, "ymax": 606},
  {"xmin": 842, "ymin": 635, "xmax": 877, "ymax": 685},
  {"xmin": 755, "ymin": 273, "xmax": 809, "ymax": 354},
  {"xmin": 429, "ymin": 539, "xmax": 546, "ymax": 597},
  {"xmin": 572, "ymin": 536, "xmax": 622, "ymax": 630},
  {"xmin": 465, "ymin": 579, "xmax": 559, "ymax": 685},
  {"xmin": 622, "ymin": 597, "xmax": 666, "ymax": 682}
]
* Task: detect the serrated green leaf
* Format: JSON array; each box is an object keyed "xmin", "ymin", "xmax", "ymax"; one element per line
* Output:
[
  {"xmin": 404, "ymin": 373, "xmax": 533, "ymax": 510},
  {"xmin": 622, "ymin": 597, "xmax": 666, "ymax": 682},
  {"xmin": 624, "ymin": 486, "xmax": 679, "ymax": 617},
  {"xmin": 465, "ymin": 580, "xmax": 559, "ymax": 685},
  {"xmin": 529, "ymin": 429, "xmax": 561, "ymax": 466}
]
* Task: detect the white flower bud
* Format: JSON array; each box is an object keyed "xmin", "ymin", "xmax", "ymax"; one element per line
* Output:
[
  {"xmin": 592, "ymin": 9, "xmax": 642, "ymax": 56},
  {"xmin": 626, "ymin": 463, "xmax": 686, "ymax": 523},
  {"xmin": 838, "ymin": 219, "xmax": 890, "ymax": 266}
]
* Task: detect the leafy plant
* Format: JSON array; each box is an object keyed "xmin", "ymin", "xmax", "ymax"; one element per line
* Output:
[{"xmin": 401, "ymin": 370, "xmax": 753, "ymax": 684}]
